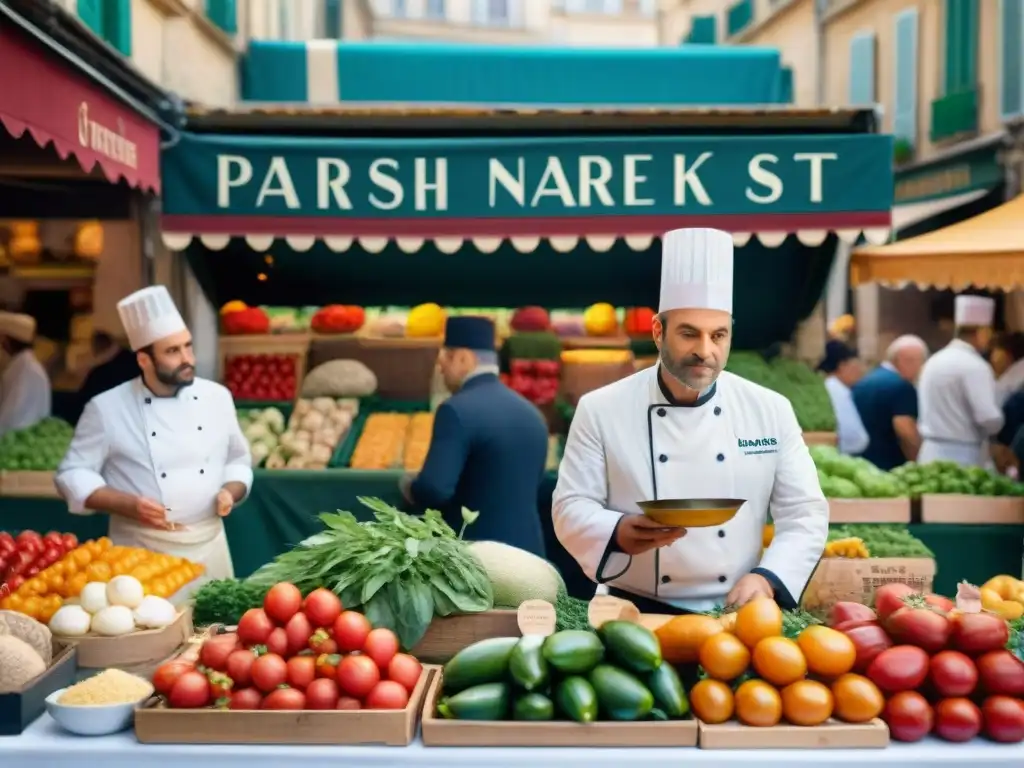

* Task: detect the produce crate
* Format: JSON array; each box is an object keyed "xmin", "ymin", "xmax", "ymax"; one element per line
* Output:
[
  {"xmin": 0, "ymin": 641, "xmax": 76, "ymax": 736},
  {"xmin": 218, "ymin": 333, "xmax": 311, "ymax": 398},
  {"xmin": 827, "ymin": 498, "xmax": 911, "ymax": 524},
  {"xmin": 331, "ymin": 397, "xmax": 431, "ymax": 469},
  {"xmin": 920, "ymin": 494, "xmax": 1024, "ymax": 524},
  {"xmin": 697, "ymin": 719, "xmax": 888, "ymax": 749},
  {"xmin": 235, "ymin": 400, "xmax": 294, "ymax": 423},
  {"xmin": 0, "ymin": 470, "xmax": 59, "ymax": 499},
  {"xmin": 65, "ymin": 608, "xmax": 194, "ymax": 669},
  {"xmin": 410, "ymin": 610, "xmax": 520, "ymax": 664},
  {"xmin": 420, "ymin": 669, "xmax": 698, "ymax": 747},
  {"xmin": 803, "ymin": 432, "xmax": 838, "ymax": 446},
  {"xmin": 135, "ymin": 663, "xmax": 433, "ymax": 745},
  {"xmin": 802, "ymin": 557, "xmax": 936, "ymax": 612}
]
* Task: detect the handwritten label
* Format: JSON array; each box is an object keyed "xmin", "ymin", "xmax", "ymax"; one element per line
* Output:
[
  {"xmin": 517, "ymin": 599, "xmax": 556, "ymax": 636},
  {"xmin": 956, "ymin": 581, "xmax": 982, "ymax": 614},
  {"xmin": 587, "ymin": 596, "xmax": 641, "ymax": 628}
]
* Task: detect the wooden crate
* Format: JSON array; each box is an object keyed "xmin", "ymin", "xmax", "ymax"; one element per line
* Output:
[
  {"xmin": 218, "ymin": 333, "xmax": 311, "ymax": 396},
  {"xmin": 0, "ymin": 470, "xmax": 59, "ymax": 498}
]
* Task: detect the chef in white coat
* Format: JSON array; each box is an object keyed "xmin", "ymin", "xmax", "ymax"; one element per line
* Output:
[
  {"xmin": 55, "ymin": 286, "xmax": 252, "ymax": 580},
  {"xmin": 0, "ymin": 312, "xmax": 50, "ymax": 435},
  {"xmin": 918, "ymin": 295, "xmax": 1004, "ymax": 467},
  {"xmin": 552, "ymin": 228, "xmax": 828, "ymax": 614}
]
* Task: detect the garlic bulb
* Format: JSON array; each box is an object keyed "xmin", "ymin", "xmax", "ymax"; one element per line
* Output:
[
  {"xmin": 48, "ymin": 605, "xmax": 92, "ymax": 637},
  {"xmin": 133, "ymin": 596, "xmax": 176, "ymax": 629},
  {"xmin": 106, "ymin": 576, "xmax": 144, "ymax": 609},
  {"xmin": 79, "ymin": 582, "xmax": 109, "ymax": 615},
  {"xmin": 90, "ymin": 605, "xmax": 135, "ymax": 636}
]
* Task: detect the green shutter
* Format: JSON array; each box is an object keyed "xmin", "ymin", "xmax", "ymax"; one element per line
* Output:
[
  {"xmin": 206, "ymin": 0, "xmax": 238, "ymax": 35},
  {"xmin": 685, "ymin": 15, "xmax": 717, "ymax": 44},
  {"xmin": 1002, "ymin": 0, "xmax": 1023, "ymax": 117},
  {"xmin": 102, "ymin": 0, "xmax": 131, "ymax": 56},
  {"xmin": 76, "ymin": 0, "xmax": 104, "ymax": 37},
  {"xmin": 325, "ymin": 0, "xmax": 342, "ymax": 38},
  {"xmin": 893, "ymin": 9, "xmax": 918, "ymax": 144},
  {"xmin": 848, "ymin": 32, "xmax": 876, "ymax": 105},
  {"xmin": 778, "ymin": 66, "xmax": 793, "ymax": 104},
  {"xmin": 944, "ymin": 0, "xmax": 978, "ymax": 93}
]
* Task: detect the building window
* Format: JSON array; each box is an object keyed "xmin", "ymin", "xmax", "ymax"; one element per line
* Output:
[
  {"xmin": 943, "ymin": 0, "xmax": 978, "ymax": 95},
  {"xmin": 847, "ymin": 31, "xmax": 876, "ymax": 105},
  {"xmin": 392, "ymin": 0, "xmax": 408, "ymax": 17},
  {"xmin": 76, "ymin": 0, "xmax": 132, "ymax": 56},
  {"xmin": 425, "ymin": 0, "xmax": 446, "ymax": 19},
  {"xmin": 893, "ymin": 9, "xmax": 919, "ymax": 148},
  {"xmin": 1000, "ymin": 0, "xmax": 1024, "ymax": 117},
  {"xmin": 473, "ymin": 0, "xmax": 510, "ymax": 25}
]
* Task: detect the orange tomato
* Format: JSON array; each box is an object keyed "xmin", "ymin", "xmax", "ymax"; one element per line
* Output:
[
  {"xmin": 149, "ymin": 578, "xmax": 170, "ymax": 598},
  {"xmin": 72, "ymin": 548, "xmax": 93, "ymax": 567},
  {"xmin": 781, "ymin": 680, "xmax": 834, "ymax": 726},
  {"xmin": 45, "ymin": 572, "xmax": 65, "ymax": 594},
  {"xmin": 797, "ymin": 625, "xmax": 857, "ymax": 678},
  {"xmin": 735, "ymin": 679, "xmax": 783, "ymax": 727},
  {"xmin": 689, "ymin": 679, "xmax": 735, "ymax": 724},
  {"xmin": 21, "ymin": 577, "xmax": 46, "ymax": 596},
  {"xmin": 20, "ymin": 596, "xmax": 43, "ymax": 621},
  {"xmin": 654, "ymin": 614, "xmax": 724, "ymax": 664},
  {"xmin": 831, "ymin": 673, "xmax": 885, "ymax": 723},
  {"xmin": 37, "ymin": 594, "xmax": 62, "ymax": 623},
  {"xmin": 734, "ymin": 597, "xmax": 783, "ymax": 649},
  {"xmin": 86, "ymin": 561, "xmax": 112, "ymax": 582},
  {"xmin": 752, "ymin": 636, "xmax": 807, "ymax": 687},
  {"xmin": 698, "ymin": 632, "xmax": 751, "ymax": 681},
  {"xmin": 67, "ymin": 571, "xmax": 88, "ymax": 596}
]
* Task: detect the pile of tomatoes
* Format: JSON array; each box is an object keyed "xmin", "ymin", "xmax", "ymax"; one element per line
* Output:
[
  {"xmin": 827, "ymin": 583, "xmax": 1024, "ymax": 744},
  {"xmin": 152, "ymin": 582, "xmax": 423, "ymax": 712},
  {"xmin": 0, "ymin": 530, "xmax": 78, "ymax": 596},
  {"xmin": 224, "ymin": 355, "xmax": 298, "ymax": 402}
]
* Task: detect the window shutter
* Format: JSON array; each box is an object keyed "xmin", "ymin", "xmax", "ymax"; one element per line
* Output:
[
  {"xmin": 507, "ymin": 0, "xmax": 524, "ymax": 26},
  {"xmin": 778, "ymin": 66, "xmax": 794, "ymax": 104},
  {"xmin": 207, "ymin": 0, "xmax": 238, "ymax": 35},
  {"xmin": 944, "ymin": 0, "xmax": 978, "ymax": 93},
  {"xmin": 847, "ymin": 32, "xmax": 876, "ymax": 105},
  {"xmin": 893, "ymin": 10, "xmax": 919, "ymax": 144},
  {"xmin": 685, "ymin": 15, "xmax": 717, "ymax": 44},
  {"xmin": 102, "ymin": 0, "xmax": 132, "ymax": 56},
  {"xmin": 471, "ymin": 0, "xmax": 488, "ymax": 23},
  {"xmin": 76, "ymin": 0, "xmax": 103, "ymax": 36},
  {"xmin": 1001, "ymin": 0, "xmax": 1023, "ymax": 117}
]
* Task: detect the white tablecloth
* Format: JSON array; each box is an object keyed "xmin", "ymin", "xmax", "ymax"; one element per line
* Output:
[{"xmin": 1, "ymin": 714, "xmax": 1022, "ymax": 767}]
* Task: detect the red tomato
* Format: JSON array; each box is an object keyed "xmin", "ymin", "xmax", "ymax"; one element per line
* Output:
[
  {"xmin": 229, "ymin": 688, "xmax": 263, "ymax": 710},
  {"xmin": 309, "ymin": 628, "xmax": 338, "ymax": 655},
  {"xmin": 316, "ymin": 653, "xmax": 340, "ymax": 680},
  {"xmin": 262, "ymin": 688, "xmax": 306, "ymax": 710},
  {"xmin": 386, "ymin": 653, "xmax": 423, "ymax": 693},
  {"xmin": 929, "ymin": 651, "xmax": 978, "ymax": 697},
  {"xmin": 951, "ymin": 613, "xmax": 1011, "ymax": 656},
  {"xmin": 152, "ymin": 660, "xmax": 194, "ymax": 696},
  {"xmin": 225, "ymin": 649, "xmax": 256, "ymax": 688},
  {"xmin": 828, "ymin": 602, "xmax": 876, "ymax": 629},
  {"xmin": 336, "ymin": 696, "xmax": 361, "ymax": 710},
  {"xmin": 61, "ymin": 533, "xmax": 78, "ymax": 551},
  {"xmin": 841, "ymin": 622, "xmax": 893, "ymax": 672},
  {"xmin": 924, "ymin": 593, "xmax": 954, "ymax": 613},
  {"xmin": 237, "ymin": 608, "xmax": 274, "ymax": 646},
  {"xmin": 264, "ymin": 627, "xmax": 289, "ymax": 657},
  {"xmin": 886, "ymin": 605, "xmax": 952, "ymax": 653},
  {"xmin": 934, "ymin": 698, "xmax": 982, "ymax": 743},
  {"xmin": 208, "ymin": 671, "xmax": 233, "ymax": 700},
  {"xmin": 286, "ymin": 655, "xmax": 316, "ymax": 690},
  {"xmin": 168, "ymin": 671, "xmax": 212, "ymax": 709},
  {"xmin": 883, "ymin": 691, "xmax": 933, "ymax": 742},
  {"xmin": 305, "ymin": 678, "xmax": 340, "ymax": 710},
  {"xmin": 337, "ymin": 654, "xmax": 381, "ymax": 699},
  {"xmin": 251, "ymin": 653, "xmax": 288, "ymax": 692},
  {"xmin": 365, "ymin": 680, "xmax": 409, "ymax": 710},
  {"xmin": 867, "ymin": 646, "xmax": 929, "ymax": 693},
  {"xmin": 303, "ymin": 588, "xmax": 342, "ymax": 628},
  {"xmin": 16, "ymin": 530, "xmax": 41, "ymax": 547},
  {"xmin": 982, "ymin": 695, "xmax": 1024, "ymax": 744},
  {"xmin": 363, "ymin": 628, "xmax": 399, "ymax": 669},
  {"xmin": 976, "ymin": 650, "xmax": 1024, "ymax": 697},
  {"xmin": 199, "ymin": 637, "xmax": 237, "ymax": 672},
  {"xmin": 332, "ymin": 611, "xmax": 371, "ymax": 653},
  {"xmin": 43, "ymin": 531, "xmax": 62, "ymax": 547},
  {"xmin": 874, "ymin": 583, "xmax": 915, "ymax": 621},
  {"xmin": 264, "ymin": 582, "xmax": 303, "ymax": 624},
  {"xmin": 285, "ymin": 612, "xmax": 314, "ymax": 656}
]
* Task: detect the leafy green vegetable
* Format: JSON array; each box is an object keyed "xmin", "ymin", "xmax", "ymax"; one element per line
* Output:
[
  {"xmin": 555, "ymin": 590, "xmax": 593, "ymax": 632},
  {"xmin": 1009, "ymin": 617, "xmax": 1023, "ymax": 661},
  {"xmin": 810, "ymin": 445, "xmax": 905, "ymax": 498},
  {"xmin": 0, "ymin": 417, "xmax": 73, "ymax": 471},
  {"xmin": 891, "ymin": 461, "xmax": 1024, "ymax": 498},
  {"xmin": 827, "ymin": 524, "xmax": 933, "ymax": 558},
  {"xmin": 246, "ymin": 497, "xmax": 494, "ymax": 649},
  {"xmin": 726, "ymin": 352, "xmax": 835, "ymax": 432},
  {"xmin": 192, "ymin": 579, "xmax": 267, "ymax": 625}
]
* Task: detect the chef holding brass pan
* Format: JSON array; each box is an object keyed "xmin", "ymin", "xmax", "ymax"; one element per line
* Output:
[{"xmin": 552, "ymin": 228, "xmax": 828, "ymax": 614}]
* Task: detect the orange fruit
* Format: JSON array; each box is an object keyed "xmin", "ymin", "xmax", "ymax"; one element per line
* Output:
[
  {"xmin": 698, "ymin": 632, "xmax": 751, "ymax": 681},
  {"xmin": 797, "ymin": 625, "xmax": 857, "ymax": 678},
  {"xmin": 689, "ymin": 679, "xmax": 735, "ymax": 724},
  {"xmin": 654, "ymin": 614, "xmax": 724, "ymax": 664},
  {"xmin": 735, "ymin": 679, "xmax": 782, "ymax": 727},
  {"xmin": 782, "ymin": 680, "xmax": 834, "ymax": 726},
  {"xmin": 752, "ymin": 636, "xmax": 807, "ymax": 687},
  {"xmin": 831, "ymin": 673, "xmax": 884, "ymax": 723},
  {"xmin": 734, "ymin": 597, "xmax": 783, "ymax": 649}
]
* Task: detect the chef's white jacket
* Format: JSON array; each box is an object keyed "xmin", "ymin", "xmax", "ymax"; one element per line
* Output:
[
  {"xmin": 552, "ymin": 366, "xmax": 829, "ymax": 612},
  {"xmin": 55, "ymin": 377, "xmax": 253, "ymax": 580},
  {"xmin": 0, "ymin": 349, "xmax": 51, "ymax": 436},
  {"xmin": 918, "ymin": 339, "xmax": 1004, "ymax": 466}
]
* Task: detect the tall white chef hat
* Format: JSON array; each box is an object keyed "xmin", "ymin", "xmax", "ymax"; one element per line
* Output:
[
  {"xmin": 954, "ymin": 295, "xmax": 996, "ymax": 328},
  {"xmin": 117, "ymin": 286, "xmax": 187, "ymax": 351},
  {"xmin": 0, "ymin": 312, "xmax": 35, "ymax": 344},
  {"xmin": 659, "ymin": 228, "xmax": 734, "ymax": 315}
]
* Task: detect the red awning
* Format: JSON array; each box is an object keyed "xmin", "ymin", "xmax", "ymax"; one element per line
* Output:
[{"xmin": 0, "ymin": 26, "xmax": 161, "ymax": 193}]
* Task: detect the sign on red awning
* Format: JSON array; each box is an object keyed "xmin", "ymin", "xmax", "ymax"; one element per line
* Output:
[{"xmin": 0, "ymin": 26, "xmax": 161, "ymax": 193}]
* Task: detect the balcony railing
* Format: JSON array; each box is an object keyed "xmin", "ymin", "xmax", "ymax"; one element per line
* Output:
[
  {"xmin": 930, "ymin": 88, "xmax": 979, "ymax": 142},
  {"xmin": 726, "ymin": 0, "xmax": 753, "ymax": 37}
]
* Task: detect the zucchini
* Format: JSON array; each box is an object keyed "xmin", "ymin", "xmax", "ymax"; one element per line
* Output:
[
  {"xmin": 647, "ymin": 661, "xmax": 689, "ymax": 718},
  {"xmin": 589, "ymin": 664, "xmax": 654, "ymax": 721},
  {"xmin": 543, "ymin": 630, "xmax": 605, "ymax": 675},
  {"xmin": 598, "ymin": 620, "xmax": 662, "ymax": 674},
  {"xmin": 509, "ymin": 635, "xmax": 549, "ymax": 692},
  {"xmin": 437, "ymin": 682, "xmax": 510, "ymax": 720},
  {"xmin": 555, "ymin": 676, "xmax": 598, "ymax": 723},
  {"xmin": 513, "ymin": 692, "xmax": 555, "ymax": 721},
  {"xmin": 442, "ymin": 636, "xmax": 519, "ymax": 694}
]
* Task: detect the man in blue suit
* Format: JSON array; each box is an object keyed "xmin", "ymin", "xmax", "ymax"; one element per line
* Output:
[{"xmin": 400, "ymin": 316, "xmax": 550, "ymax": 556}]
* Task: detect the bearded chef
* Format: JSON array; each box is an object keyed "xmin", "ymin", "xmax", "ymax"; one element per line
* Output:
[
  {"xmin": 917, "ymin": 295, "xmax": 1004, "ymax": 467},
  {"xmin": 552, "ymin": 228, "xmax": 828, "ymax": 614},
  {"xmin": 54, "ymin": 286, "xmax": 252, "ymax": 580}
]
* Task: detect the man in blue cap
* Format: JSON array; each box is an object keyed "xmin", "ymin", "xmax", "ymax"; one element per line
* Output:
[{"xmin": 400, "ymin": 316, "xmax": 550, "ymax": 555}]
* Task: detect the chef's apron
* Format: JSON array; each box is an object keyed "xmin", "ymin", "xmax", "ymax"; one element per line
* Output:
[{"xmin": 109, "ymin": 383, "xmax": 236, "ymax": 590}]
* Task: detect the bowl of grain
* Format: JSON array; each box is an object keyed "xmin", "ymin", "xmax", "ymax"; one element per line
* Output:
[{"xmin": 45, "ymin": 668, "xmax": 154, "ymax": 736}]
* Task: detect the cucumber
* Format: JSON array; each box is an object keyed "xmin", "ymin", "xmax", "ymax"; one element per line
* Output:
[
  {"xmin": 509, "ymin": 635, "xmax": 549, "ymax": 692},
  {"xmin": 598, "ymin": 620, "xmax": 662, "ymax": 674},
  {"xmin": 513, "ymin": 692, "xmax": 555, "ymax": 721},
  {"xmin": 437, "ymin": 683, "xmax": 510, "ymax": 721},
  {"xmin": 442, "ymin": 636, "xmax": 519, "ymax": 694},
  {"xmin": 555, "ymin": 676, "xmax": 598, "ymax": 723},
  {"xmin": 543, "ymin": 630, "xmax": 605, "ymax": 674},
  {"xmin": 647, "ymin": 661, "xmax": 689, "ymax": 718},
  {"xmin": 589, "ymin": 664, "xmax": 654, "ymax": 721}
]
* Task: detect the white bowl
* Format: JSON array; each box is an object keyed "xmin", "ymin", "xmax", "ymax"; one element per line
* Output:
[{"xmin": 45, "ymin": 686, "xmax": 152, "ymax": 736}]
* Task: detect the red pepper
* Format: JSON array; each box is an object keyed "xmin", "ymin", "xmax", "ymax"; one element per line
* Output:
[
  {"xmin": 311, "ymin": 305, "xmax": 365, "ymax": 334},
  {"xmin": 222, "ymin": 307, "xmax": 270, "ymax": 335}
]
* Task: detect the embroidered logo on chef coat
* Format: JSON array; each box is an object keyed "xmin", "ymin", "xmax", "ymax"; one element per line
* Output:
[{"xmin": 738, "ymin": 437, "xmax": 779, "ymax": 455}]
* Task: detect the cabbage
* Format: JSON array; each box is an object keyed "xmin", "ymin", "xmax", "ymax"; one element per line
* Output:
[
  {"xmin": 244, "ymin": 422, "xmax": 270, "ymax": 441},
  {"xmin": 261, "ymin": 408, "xmax": 286, "ymax": 434}
]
